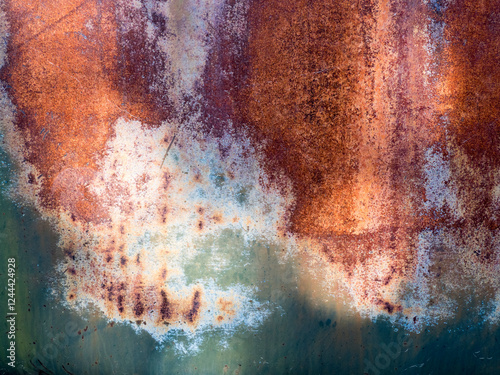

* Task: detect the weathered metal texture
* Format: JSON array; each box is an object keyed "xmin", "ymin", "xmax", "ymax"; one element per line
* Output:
[{"xmin": 1, "ymin": 0, "xmax": 500, "ymax": 329}]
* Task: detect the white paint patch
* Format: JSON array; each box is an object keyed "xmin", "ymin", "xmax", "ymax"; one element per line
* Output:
[
  {"xmin": 53, "ymin": 116, "xmax": 293, "ymax": 343},
  {"xmin": 423, "ymin": 146, "xmax": 458, "ymax": 217}
]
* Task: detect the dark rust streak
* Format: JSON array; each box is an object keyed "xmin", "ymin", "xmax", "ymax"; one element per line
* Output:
[
  {"xmin": 160, "ymin": 290, "xmax": 172, "ymax": 321},
  {"xmin": 117, "ymin": 294, "xmax": 125, "ymax": 314},
  {"xmin": 133, "ymin": 293, "xmax": 144, "ymax": 317},
  {"xmin": 185, "ymin": 290, "xmax": 201, "ymax": 323}
]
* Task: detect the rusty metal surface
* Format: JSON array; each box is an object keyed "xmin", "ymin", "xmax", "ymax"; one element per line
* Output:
[{"xmin": 1, "ymin": 0, "xmax": 500, "ymax": 342}]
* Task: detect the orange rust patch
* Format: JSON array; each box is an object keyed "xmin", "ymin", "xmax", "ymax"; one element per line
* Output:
[
  {"xmin": 240, "ymin": 0, "xmax": 366, "ymax": 237},
  {"xmin": 2, "ymin": 0, "xmax": 171, "ymax": 221},
  {"xmin": 211, "ymin": 212, "xmax": 223, "ymax": 224},
  {"xmin": 200, "ymin": 0, "xmax": 435, "ymax": 307},
  {"xmin": 216, "ymin": 297, "xmax": 235, "ymax": 320}
]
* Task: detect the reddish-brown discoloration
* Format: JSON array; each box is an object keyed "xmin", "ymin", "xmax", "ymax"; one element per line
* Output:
[
  {"xmin": 159, "ymin": 290, "xmax": 172, "ymax": 321},
  {"xmin": 0, "ymin": 0, "xmax": 212, "ymax": 328},
  {"xmin": 4, "ymin": 0, "xmax": 500, "ymax": 322},
  {"xmin": 442, "ymin": 0, "xmax": 500, "ymax": 269},
  {"xmin": 200, "ymin": 0, "xmax": 436, "ymax": 310},
  {"xmin": 216, "ymin": 297, "xmax": 236, "ymax": 322},
  {"xmin": 200, "ymin": 0, "xmax": 500, "ymax": 313},
  {"xmin": 185, "ymin": 290, "xmax": 202, "ymax": 324},
  {"xmin": 377, "ymin": 299, "xmax": 403, "ymax": 315},
  {"xmin": 1, "ymin": 0, "xmax": 171, "ymax": 217}
]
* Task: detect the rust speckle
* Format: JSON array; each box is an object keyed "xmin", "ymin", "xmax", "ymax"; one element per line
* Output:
[
  {"xmin": 212, "ymin": 213, "xmax": 222, "ymax": 224},
  {"xmin": 160, "ymin": 206, "xmax": 168, "ymax": 223}
]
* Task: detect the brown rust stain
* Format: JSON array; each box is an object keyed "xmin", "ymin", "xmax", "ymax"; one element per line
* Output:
[
  {"xmin": 199, "ymin": 0, "xmax": 500, "ymax": 314},
  {"xmin": 185, "ymin": 290, "xmax": 202, "ymax": 324},
  {"xmin": 114, "ymin": 1, "xmax": 173, "ymax": 126},
  {"xmin": 200, "ymin": 0, "xmax": 437, "ymax": 310},
  {"xmin": 211, "ymin": 212, "xmax": 223, "ymax": 224},
  {"xmin": 216, "ymin": 297, "xmax": 235, "ymax": 322},
  {"xmin": 376, "ymin": 299, "xmax": 403, "ymax": 315},
  {"xmin": 441, "ymin": 0, "xmax": 500, "ymax": 271},
  {"xmin": 120, "ymin": 256, "xmax": 127, "ymax": 266},
  {"xmin": 159, "ymin": 290, "xmax": 172, "ymax": 321},
  {"xmin": 1, "ymin": 0, "xmax": 171, "ymax": 220},
  {"xmin": 4, "ymin": 0, "xmax": 500, "ymax": 324},
  {"xmin": 133, "ymin": 293, "xmax": 145, "ymax": 318},
  {"xmin": 60, "ymin": 247, "xmax": 206, "ymax": 328},
  {"xmin": 117, "ymin": 294, "xmax": 125, "ymax": 314}
]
